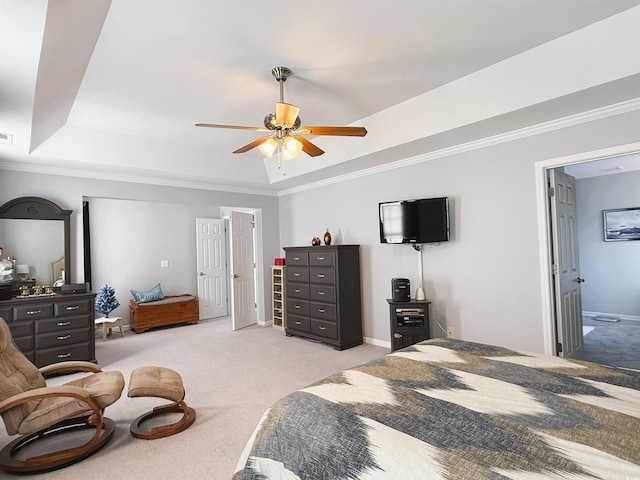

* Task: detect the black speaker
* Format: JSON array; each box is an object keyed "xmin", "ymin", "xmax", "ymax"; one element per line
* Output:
[{"xmin": 391, "ymin": 278, "xmax": 410, "ymax": 302}]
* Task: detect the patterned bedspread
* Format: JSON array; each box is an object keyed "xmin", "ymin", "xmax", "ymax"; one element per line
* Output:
[{"xmin": 233, "ymin": 338, "xmax": 640, "ymax": 479}]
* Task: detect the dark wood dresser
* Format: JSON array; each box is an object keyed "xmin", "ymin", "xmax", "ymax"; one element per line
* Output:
[
  {"xmin": 0, "ymin": 293, "xmax": 96, "ymax": 367},
  {"xmin": 284, "ymin": 245, "xmax": 362, "ymax": 350}
]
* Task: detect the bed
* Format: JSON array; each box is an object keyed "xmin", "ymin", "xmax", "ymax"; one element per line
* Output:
[{"xmin": 233, "ymin": 338, "xmax": 640, "ymax": 479}]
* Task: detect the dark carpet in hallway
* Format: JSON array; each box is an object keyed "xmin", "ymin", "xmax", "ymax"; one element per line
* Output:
[{"xmin": 582, "ymin": 316, "xmax": 640, "ymax": 370}]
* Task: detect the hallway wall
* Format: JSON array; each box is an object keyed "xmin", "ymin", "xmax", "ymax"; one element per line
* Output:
[{"xmin": 576, "ymin": 170, "xmax": 640, "ymax": 319}]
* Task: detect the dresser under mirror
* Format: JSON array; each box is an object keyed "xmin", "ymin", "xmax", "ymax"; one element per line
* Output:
[{"xmin": 0, "ymin": 197, "xmax": 96, "ymax": 366}]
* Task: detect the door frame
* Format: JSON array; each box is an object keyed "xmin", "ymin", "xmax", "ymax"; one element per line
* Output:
[{"xmin": 535, "ymin": 141, "xmax": 640, "ymax": 355}]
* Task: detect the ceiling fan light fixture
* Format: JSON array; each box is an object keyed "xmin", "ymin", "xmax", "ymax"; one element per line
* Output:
[
  {"xmin": 258, "ymin": 137, "xmax": 278, "ymax": 157},
  {"xmin": 282, "ymin": 135, "xmax": 303, "ymax": 160}
]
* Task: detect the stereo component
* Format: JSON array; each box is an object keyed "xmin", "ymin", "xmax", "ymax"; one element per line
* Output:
[{"xmin": 391, "ymin": 278, "xmax": 410, "ymax": 302}]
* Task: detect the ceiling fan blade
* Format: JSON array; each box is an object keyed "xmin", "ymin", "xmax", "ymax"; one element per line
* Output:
[
  {"xmin": 233, "ymin": 136, "xmax": 273, "ymax": 154},
  {"xmin": 195, "ymin": 123, "xmax": 269, "ymax": 132},
  {"xmin": 275, "ymin": 103, "xmax": 300, "ymax": 128},
  {"xmin": 296, "ymin": 126, "xmax": 367, "ymax": 137},
  {"xmin": 297, "ymin": 137, "xmax": 325, "ymax": 157}
]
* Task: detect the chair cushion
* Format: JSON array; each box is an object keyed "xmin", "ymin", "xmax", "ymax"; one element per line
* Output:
[
  {"xmin": 130, "ymin": 283, "xmax": 164, "ymax": 303},
  {"xmin": 0, "ymin": 317, "xmax": 46, "ymax": 436},
  {"xmin": 19, "ymin": 370, "xmax": 125, "ymax": 435}
]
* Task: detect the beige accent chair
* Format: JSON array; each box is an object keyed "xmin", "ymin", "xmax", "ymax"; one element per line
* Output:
[{"xmin": 0, "ymin": 317, "xmax": 125, "ymax": 475}]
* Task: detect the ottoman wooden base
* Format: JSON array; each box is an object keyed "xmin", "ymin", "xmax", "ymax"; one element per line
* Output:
[{"xmin": 128, "ymin": 366, "xmax": 196, "ymax": 440}]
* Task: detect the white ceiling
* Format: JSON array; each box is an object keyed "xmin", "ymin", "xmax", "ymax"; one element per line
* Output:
[{"xmin": 1, "ymin": 0, "xmax": 640, "ymax": 194}]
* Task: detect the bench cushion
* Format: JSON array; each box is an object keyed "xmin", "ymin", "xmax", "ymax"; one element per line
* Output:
[
  {"xmin": 130, "ymin": 283, "xmax": 164, "ymax": 303},
  {"xmin": 135, "ymin": 294, "xmax": 196, "ymax": 307}
]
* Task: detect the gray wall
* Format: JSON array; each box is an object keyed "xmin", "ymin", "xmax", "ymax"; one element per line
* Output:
[
  {"xmin": 0, "ymin": 171, "xmax": 281, "ymax": 323},
  {"xmin": 2, "ymin": 109, "xmax": 640, "ymax": 352},
  {"xmin": 279, "ymin": 108, "xmax": 640, "ymax": 353},
  {"xmin": 576, "ymin": 170, "xmax": 640, "ymax": 319},
  {"xmin": 88, "ymin": 197, "xmax": 222, "ymax": 320}
]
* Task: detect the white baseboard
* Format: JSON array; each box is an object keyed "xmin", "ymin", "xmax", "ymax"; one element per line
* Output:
[
  {"xmin": 583, "ymin": 311, "xmax": 640, "ymax": 322},
  {"xmin": 364, "ymin": 336, "xmax": 391, "ymax": 349}
]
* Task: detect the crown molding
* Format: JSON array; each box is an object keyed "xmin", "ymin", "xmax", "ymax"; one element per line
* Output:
[{"xmin": 277, "ymin": 97, "xmax": 640, "ymax": 196}]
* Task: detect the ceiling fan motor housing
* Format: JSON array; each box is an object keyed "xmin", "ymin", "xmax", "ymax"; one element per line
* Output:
[{"xmin": 264, "ymin": 113, "xmax": 301, "ymax": 130}]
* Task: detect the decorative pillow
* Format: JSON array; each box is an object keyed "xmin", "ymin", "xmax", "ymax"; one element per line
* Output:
[{"xmin": 130, "ymin": 283, "xmax": 164, "ymax": 304}]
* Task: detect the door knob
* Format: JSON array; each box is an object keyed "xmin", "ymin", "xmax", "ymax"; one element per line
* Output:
[
  {"xmin": 233, "ymin": 274, "xmax": 239, "ymax": 279},
  {"xmin": 576, "ymin": 277, "xmax": 585, "ymax": 283},
  {"xmin": 199, "ymin": 272, "xmax": 205, "ymax": 276}
]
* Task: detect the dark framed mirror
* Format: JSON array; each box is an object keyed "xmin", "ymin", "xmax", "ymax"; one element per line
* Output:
[{"xmin": 0, "ymin": 197, "xmax": 71, "ymax": 291}]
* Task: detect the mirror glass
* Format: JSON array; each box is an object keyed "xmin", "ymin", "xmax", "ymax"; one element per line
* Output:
[
  {"xmin": 0, "ymin": 197, "xmax": 71, "ymax": 295},
  {"xmin": 0, "ymin": 219, "xmax": 65, "ymax": 286}
]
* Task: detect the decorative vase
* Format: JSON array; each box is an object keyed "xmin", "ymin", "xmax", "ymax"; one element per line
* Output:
[
  {"xmin": 323, "ymin": 229, "xmax": 331, "ymax": 245},
  {"xmin": 311, "ymin": 237, "xmax": 321, "ymax": 246}
]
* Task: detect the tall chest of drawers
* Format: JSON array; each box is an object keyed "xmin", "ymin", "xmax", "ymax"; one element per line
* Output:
[
  {"xmin": 0, "ymin": 293, "xmax": 96, "ymax": 367},
  {"xmin": 284, "ymin": 245, "xmax": 362, "ymax": 350}
]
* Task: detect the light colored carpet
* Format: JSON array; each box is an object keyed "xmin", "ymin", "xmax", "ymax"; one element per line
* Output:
[{"xmin": 0, "ymin": 318, "xmax": 388, "ymax": 479}]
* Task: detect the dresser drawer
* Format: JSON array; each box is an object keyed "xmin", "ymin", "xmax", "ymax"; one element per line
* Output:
[
  {"xmin": 285, "ymin": 251, "xmax": 308, "ymax": 266},
  {"xmin": 0, "ymin": 306, "xmax": 12, "ymax": 321},
  {"xmin": 36, "ymin": 316, "xmax": 90, "ymax": 334},
  {"xmin": 8, "ymin": 322, "xmax": 33, "ymax": 338},
  {"xmin": 35, "ymin": 342, "xmax": 92, "ymax": 367},
  {"xmin": 309, "ymin": 267, "xmax": 335, "ymax": 285},
  {"xmin": 310, "ymin": 302, "xmax": 337, "ymax": 322},
  {"xmin": 286, "ymin": 282, "xmax": 309, "ymax": 300},
  {"xmin": 311, "ymin": 319, "xmax": 337, "ymax": 340},
  {"xmin": 287, "ymin": 314, "xmax": 310, "ymax": 333},
  {"xmin": 14, "ymin": 303, "xmax": 54, "ymax": 321},
  {"xmin": 287, "ymin": 299, "xmax": 309, "ymax": 317},
  {"xmin": 13, "ymin": 335, "xmax": 34, "ymax": 352},
  {"xmin": 55, "ymin": 298, "xmax": 93, "ymax": 317},
  {"xmin": 35, "ymin": 328, "xmax": 91, "ymax": 349},
  {"xmin": 309, "ymin": 250, "xmax": 335, "ymax": 266},
  {"xmin": 310, "ymin": 285, "xmax": 336, "ymax": 303},
  {"xmin": 286, "ymin": 267, "xmax": 309, "ymax": 283}
]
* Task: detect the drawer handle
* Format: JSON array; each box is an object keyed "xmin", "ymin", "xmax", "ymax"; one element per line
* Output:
[
  {"xmin": 26, "ymin": 309, "xmax": 42, "ymax": 316},
  {"xmin": 57, "ymin": 353, "xmax": 72, "ymax": 359},
  {"xmin": 293, "ymin": 257, "xmax": 300, "ymax": 260},
  {"xmin": 317, "ymin": 291, "xmax": 326, "ymax": 295},
  {"xmin": 319, "ymin": 325, "xmax": 326, "ymax": 330},
  {"xmin": 295, "ymin": 321, "xmax": 301, "ymax": 325},
  {"xmin": 295, "ymin": 289, "xmax": 301, "ymax": 293},
  {"xmin": 58, "ymin": 334, "xmax": 72, "ymax": 341},
  {"xmin": 316, "ymin": 256, "xmax": 324, "ymax": 260},
  {"xmin": 66, "ymin": 305, "xmax": 80, "ymax": 311},
  {"xmin": 317, "ymin": 274, "xmax": 325, "ymax": 278},
  {"xmin": 57, "ymin": 321, "xmax": 71, "ymax": 326},
  {"xmin": 318, "ymin": 308, "xmax": 326, "ymax": 313},
  {"xmin": 293, "ymin": 273, "xmax": 300, "ymax": 277},
  {"xmin": 295, "ymin": 305, "xmax": 301, "ymax": 309}
]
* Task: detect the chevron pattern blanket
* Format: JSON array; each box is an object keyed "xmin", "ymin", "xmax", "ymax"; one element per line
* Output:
[{"xmin": 234, "ymin": 338, "xmax": 640, "ymax": 479}]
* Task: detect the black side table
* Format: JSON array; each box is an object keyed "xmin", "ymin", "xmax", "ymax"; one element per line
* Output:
[{"xmin": 387, "ymin": 299, "xmax": 430, "ymax": 352}]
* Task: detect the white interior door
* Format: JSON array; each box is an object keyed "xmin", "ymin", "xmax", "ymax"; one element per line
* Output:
[
  {"xmin": 196, "ymin": 218, "xmax": 227, "ymax": 320},
  {"xmin": 229, "ymin": 211, "xmax": 257, "ymax": 330},
  {"xmin": 549, "ymin": 169, "xmax": 584, "ymax": 358}
]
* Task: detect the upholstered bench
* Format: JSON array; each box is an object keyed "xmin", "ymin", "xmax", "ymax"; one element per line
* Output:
[{"xmin": 127, "ymin": 366, "xmax": 196, "ymax": 439}]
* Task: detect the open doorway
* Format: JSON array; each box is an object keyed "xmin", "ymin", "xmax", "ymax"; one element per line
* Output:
[{"xmin": 536, "ymin": 142, "xmax": 640, "ymax": 367}]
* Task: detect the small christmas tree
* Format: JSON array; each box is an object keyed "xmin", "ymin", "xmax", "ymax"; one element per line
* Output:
[{"xmin": 95, "ymin": 284, "xmax": 120, "ymax": 318}]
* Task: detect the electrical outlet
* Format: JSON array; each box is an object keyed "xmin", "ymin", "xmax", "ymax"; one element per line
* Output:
[
  {"xmin": 447, "ymin": 326, "xmax": 455, "ymax": 338},
  {"xmin": 160, "ymin": 260, "xmax": 169, "ymax": 268}
]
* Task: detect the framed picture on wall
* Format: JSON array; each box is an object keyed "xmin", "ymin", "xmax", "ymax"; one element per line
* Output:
[{"xmin": 603, "ymin": 207, "xmax": 640, "ymax": 241}]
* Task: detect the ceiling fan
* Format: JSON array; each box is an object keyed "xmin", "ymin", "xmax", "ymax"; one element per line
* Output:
[{"xmin": 195, "ymin": 66, "xmax": 367, "ymax": 163}]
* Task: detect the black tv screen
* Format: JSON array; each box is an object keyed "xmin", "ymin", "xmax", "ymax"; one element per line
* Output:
[{"xmin": 379, "ymin": 197, "xmax": 449, "ymax": 244}]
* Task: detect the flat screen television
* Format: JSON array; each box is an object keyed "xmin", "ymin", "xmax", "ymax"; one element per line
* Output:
[{"xmin": 379, "ymin": 197, "xmax": 449, "ymax": 244}]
